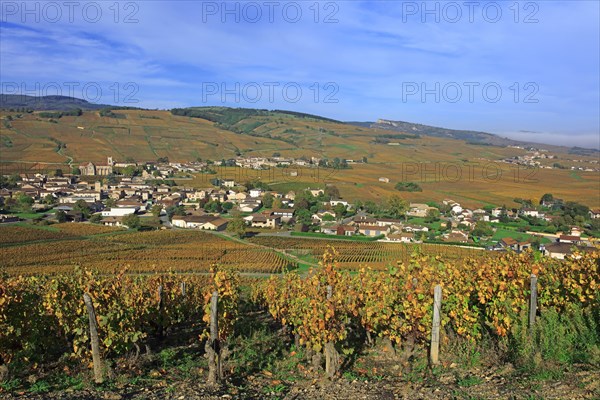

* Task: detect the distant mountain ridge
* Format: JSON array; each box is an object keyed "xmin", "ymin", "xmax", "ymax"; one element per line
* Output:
[
  {"xmin": 348, "ymin": 119, "xmax": 599, "ymax": 155},
  {"xmin": 0, "ymin": 94, "xmax": 134, "ymax": 111}
]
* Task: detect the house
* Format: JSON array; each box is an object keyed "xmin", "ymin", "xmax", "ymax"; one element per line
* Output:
[
  {"xmin": 499, "ymin": 237, "xmax": 531, "ymax": 252},
  {"xmin": 499, "ymin": 237, "xmax": 518, "ymax": 250},
  {"xmin": 403, "ymin": 224, "xmax": 429, "ymax": 233},
  {"xmin": 491, "ymin": 207, "xmax": 504, "ymax": 217},
  {"xmin": 244, "ymin": 212, "xmax": 281, "ymax": 229},
  {"xmin": 558, "ymin": 235, "xmax": 582, "ymax": 244},
  {"xmin": 378, "ymin": 177, "xmax": 390, "ymax": 183},
  {"xmin": 376, "ymin": 218, "xmax": 404, "ymax": 227},
  {"xmin": 222, "ymin": 179, "xmax": 236, "ymax": 188},
  {"xmin": 101, "ymin": 216, "xmax": 124, "ymax": 227},
  {"xmin": 0, "ymin": 215, "xmax": 19, "ymax": 223},
  {"xmin": 407, "ymin": 203, "xmax": 437, "ymax": 218},
  {"xmin": 444, "ymin": 230, "xmax": 469, "ymax": 243},
  {"xmin": 228, "ymin": 191, "xmax": 248, "ymax": 202},
  {"xmin": 329, "ymin": 200, "xmax": 349, "ymax": 208},
  {"xmin": 309, "ymin": 189, "xmax": 324, "ymax": 197},
  {"xmin": 200, "ymin": 218, "xmax": 228, "ymax": 231},
  {"xmin": 451, "ymin": 204, "xmax": 463, "ymax": 214},
  {"xmin": 544, "ymin": 243, "xmax": 596, "ymax": 260},
  {"xmin": 387, "ymin": 232, "xmax": 414, "ymax": 243},
  {"xmin": 249, "ymin": 189, "xmax": 263, "ymax": 198},
  {"xmin": 320, "ymin": 224, "xmax": 338, "ymax": 235},
  {"xmin": 352, "ymin": 216, "xmax": 377, "ymax": 226},
  {"xmin": 271, "ymin": 208, "xmax": 294, "ymax": 222},
  {"xmin": 101, "ymin": 206, "xmax": 138, "ymax": 217},
  {"xmin": 590, "ymin": 209, "xmax": 600, "ymax": 219},
  {"xmin": 65, "ymin": 211, "xmax": 84, "ymax": 222},
  {"xmin": 570, "ymin": 226, "xmax": 582, "ymax": 237},
  {"xmin": 336, "ymin": 225, "xmax": 356, "ymax": 236},
  {"xmin": 358, "ymin": 225, "xmax": 387, "ymax": 237},
  {"xmin": 239, "ymin": 201, "xmax": 261, "ymax": 213},
  {"xmin": 172, "ymin": 215, "xmax": 213, "ymax": 229},
  {"xmin": 521, "ymin": 208, "xmax": 541, "ymax": 218},
  {"xmin": 312, "ymin": 210, "xmax": 336, "ymax": 222}
]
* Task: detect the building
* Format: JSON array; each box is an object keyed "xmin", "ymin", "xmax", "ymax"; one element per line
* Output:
[
  {"xmin": 336, "ymin": 225, "xmax": 356, "ymax": 236},
  {"xmin": 387, "ymin": 232, "xmax": 414, "ymax": 243},
  {"xmin": 101, "ymin": 206, "xmax": 138, "ymax": 217},
  {"xmin": 358, "ymin": 225, "xmax": 387, "ymax": 237},
  {"xmin": 79, "ymin": 156, "xmax": 114, "ymax": 176},
  {"xmin": 244, "ymin": 212, "xmax": 281, "ymax": 229},
  {"xmin": 407, "ymin": 203, "xmax": 437, "ymax": 218},
  {"xmin": 544, "ymin": 243, "xmax": 596, "ymax": 260}
]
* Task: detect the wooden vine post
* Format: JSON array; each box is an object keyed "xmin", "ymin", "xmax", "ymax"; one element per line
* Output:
[
  {"xmin": 430, "ymin": 285, "xmax": 442, "ymax": 366},
  {"xmin": 206, "ymin": 291, "xmax": 221, "ymax": 385},
  {"xmin": 529, "ymin": 274, "xmax": 538, "ymax": 328},
  {"xmin": 324, "ymin": 285, "xmax": 339, "ymax": 378},
  {"xmin": 83, "ymin": 293, "xmax": 104, "ymax": 384}
]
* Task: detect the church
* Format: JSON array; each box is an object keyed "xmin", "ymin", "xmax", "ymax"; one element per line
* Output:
[{"xmin": 79, "ymin": 157, "xmax": 114, "ymax": 176}]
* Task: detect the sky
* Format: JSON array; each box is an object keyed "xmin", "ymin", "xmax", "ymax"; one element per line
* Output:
[{"xmin": 1, "ymin": 1, "xmax": 599, "ymax": 149}]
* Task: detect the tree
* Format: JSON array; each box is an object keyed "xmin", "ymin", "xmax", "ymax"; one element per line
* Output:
[
  {"xmin": 387, "ymin": 195, "xmax": 408, "ymax": 220},
  {"xmin": 122, "ymin": 213, "xmax": 141, "ymax": 229},
  {"xmin": 295, "ymin": 209, "xmax": 313, "ymax": 225},
  {"xmin": 540, "ymin": 193, "xmax": 554, "ymax": 205},
  {"xmin": 425, "ymin": 208, "xmax": 441, "ymax": 223},
  {"xmin": 73, "ymin": 199, "xmax": 91, "ymax": 218},
  {"xmin": 122, "ymin": 165, "xmax": 139, "ymax": 178},
  {"xmin": 71, "ymin": 167, "xmax": 81, "ymax": 175},
  {"xmin": 55, "ymin": 210, "xmax": 67, "ymax": 223},
  {"xmin": 226, "ymin": 211, "xmax": 246, "ymax": 238},
  {"xmin": 53, "ymin": 169, "xmax": 63, "ymax": 177},
  {"xmin": 325, "ymin": 185, "xmax": 340, "ymax": 200},
  {"xmin": 150, "ymin": 204, "xmax": 162, "ymax": 218},
  {"xmin": 89, "ymin": 214, "xmax": 103, "ymax": 224},
  {"xmin": 294, "ymin": 197, "xmax": 310, "ymax": 211},
  {"xmin": 17, "ymin": 194, "xmax": 34, "ymax": 212},
  {"xmin": 262, "ymin": 193, "xmax": 274, "ymax": 208},
  {"xmin": 167, "ymin": 205, "xmax": 186, "ymax": 220},
  {"xmin": 272, "ymin": 197, "xmax": 283, "ymax": 210},
  {"xmin": 43, "ymin": 194, "xmax": 56, "ymax": 205},
  {"xmin": 222, "ymin": 202, "xmax": 234, "ymax": 211},
  {"xmin": 333, "ymin": 203, "xmax": 347, "ymax": 219},
  {"xmin": 472, "ymin": 221, "xmax": 493, "ymax": 237},
  {"xmin": 204, "ymin": 200, "xmax": 222, "ymax": 213},
  {"xmin": 105, "ymin": 197, "xmax": 117, "ymax": 208}
]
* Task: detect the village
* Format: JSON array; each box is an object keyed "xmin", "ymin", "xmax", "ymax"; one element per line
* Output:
[{"xmin": 1, "ymin": 156, "xmax": 599, "ymax": 261}]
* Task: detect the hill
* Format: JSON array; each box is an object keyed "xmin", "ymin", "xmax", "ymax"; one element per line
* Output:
[{"xmin": 1, "ymin": 99, "xmax": 598, "ymax": 208}]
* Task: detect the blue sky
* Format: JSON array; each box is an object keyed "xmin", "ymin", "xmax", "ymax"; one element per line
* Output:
[{"xmin": 1, "ymin": 1, "xmax": 599, "ymax": 148}]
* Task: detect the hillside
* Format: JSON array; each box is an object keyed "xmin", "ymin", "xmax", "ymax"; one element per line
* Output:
[{"xmin": 1, "ymin": 102, "xmax": 599, "ymax": 208}]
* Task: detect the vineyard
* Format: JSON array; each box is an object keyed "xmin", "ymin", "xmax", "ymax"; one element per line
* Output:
[
  {"xmin": 0, "ymin": 227, "xmax": 295, "ymax": 275},
  {"xmin": 248, "ymin": 236, "xmax": 488, "ymax": 269},
  {"xmin": 0, "ymin": 223, "xmax": 123, "ymax": 245},
  {"xmin": 253, "ymin": 248, "xmax": 600, "ymax": 376},
  {"xmin": 0, "ymin": 247, "xmax": 598, "ymax": 397}
]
